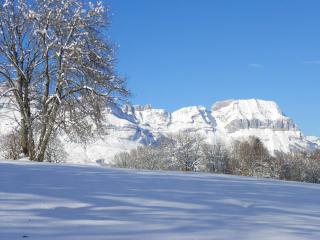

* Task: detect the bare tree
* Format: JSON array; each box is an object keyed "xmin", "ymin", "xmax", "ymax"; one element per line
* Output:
[
  {"xmin": 0, "ymin": 0, "xmax": 128, "ymax": 161},
  {"xmin": 0, "ymin": 130, "xmax": 21, "ymax": 160},
  {"xmin": 278, "ymin": 151, "xmax": 320, "ymax": 183},
  {"xmin": 231, "ymin": 136, "xmax": 272, "ymax": 177},
  {"xmin": 201, "ymin": 142, "xmax": 229, "ymax": 173},
  {"xmin": 162, "ymin": 132, "xmax": 205, "ymax": 171},
  {"xmin": 0, "ymin": 0, "xmax": 37, "ymax": 158},
  {"xmin": 112, "ymin": 146, "xmax": 167, "ymax": 170}
]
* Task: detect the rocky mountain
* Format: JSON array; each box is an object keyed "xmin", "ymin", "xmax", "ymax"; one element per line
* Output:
[{"xmin": 0, "ymin": 99, "xmax": 319, "ymax": 163}]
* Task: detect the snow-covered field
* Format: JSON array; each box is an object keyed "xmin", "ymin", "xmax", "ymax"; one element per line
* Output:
[{"xmin": 0, "ymin": 160, "xmax": 320, "ymax": 240}]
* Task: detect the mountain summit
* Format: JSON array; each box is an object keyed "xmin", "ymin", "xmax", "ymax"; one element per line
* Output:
[{"xmin": 212, "ymin": 99, "xmax": 298, "ymax": 132}]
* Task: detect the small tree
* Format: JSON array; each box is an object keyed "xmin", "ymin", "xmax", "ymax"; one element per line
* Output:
[
  {"xmin": 231, "ymin": 136, "xmax": 273, "ymax": 177},
  {"xmin": 162, "ymin": 132, "xmax": 205, "ymax": 171},
  {"xmin": 113, "ymin": 151, "xmax": 132, "ymax": 169},
  {"xmin": 201, "ymin": 142, "xmax": 229, "ymax": 173},
  {"xmin": 112, "ymin": 145, "xmax": 167, "ymax": 170},
  {"xmin": 303, "ymin": 157, "xmax": 320, "ymax": 183},
  {"xmin": 0, "ymin": 130, "xmax": 21, "ymax": 160}
]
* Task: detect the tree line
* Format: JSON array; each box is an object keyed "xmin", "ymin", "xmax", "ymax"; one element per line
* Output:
[{"xmin": 112, "ymin": 132, "xmax": 320, "ymax": 184}]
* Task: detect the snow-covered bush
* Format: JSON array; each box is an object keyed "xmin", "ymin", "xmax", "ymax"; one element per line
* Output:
[
  {"xmin": 0, "ymin": 131, "xmax": 21, "ymax": 160},
  {"xmin": 113, "ymin": 151, "xmax": 132, "ymax": 168},
  {"xmin": 113, "ymin": 146, "xmax": 167, "ymax": 170},
  {"xmin": 160, "ymin": 132, "xmax": 205, "ymax": 171},
  {"xmin": 44, "ymin": 135, "xmax": 67, "ymax": 163}
]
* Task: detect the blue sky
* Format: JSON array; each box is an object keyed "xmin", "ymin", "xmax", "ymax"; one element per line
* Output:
[{"xmin": 107, "ymin": 0, "xmax": 320, "ymax": 136}]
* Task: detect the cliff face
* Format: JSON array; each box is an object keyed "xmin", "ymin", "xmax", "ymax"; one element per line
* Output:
[{"xmin": 212, "ymin": 99, "xmax": 298, "ymax": 132}]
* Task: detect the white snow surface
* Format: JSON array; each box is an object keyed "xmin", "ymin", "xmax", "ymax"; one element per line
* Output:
[
  {"xmin": 0, "ymin": 98, "xmax": 319, "ymax": 163},
  {"xmin": 213, "ymin": 99, "xmax": 285, "ymax": 122},
  {"xmin": 306, "ymin": 136, "xmax": 320, "ymax": 146},
  {"xmin": 0, "ymin": 160, "xmax": 320, "ymax": 240}
]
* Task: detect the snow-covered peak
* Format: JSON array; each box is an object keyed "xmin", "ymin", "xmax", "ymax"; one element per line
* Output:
[
  {"xmin": 212, "ymin": 99, "xmax": 286, "ymax": 121},
  {"xmin": 212, "ymin": 99, "xmax": 298, "ymax": 133}
]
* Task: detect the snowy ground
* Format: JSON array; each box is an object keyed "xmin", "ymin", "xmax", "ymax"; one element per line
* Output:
[{"xmin": 0, "ymin": 160, "xmax": 320, "ymax": 240}]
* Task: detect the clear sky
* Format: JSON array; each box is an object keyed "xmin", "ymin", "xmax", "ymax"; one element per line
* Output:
[{"xmin": 107, "ymin": 0, "xmax": 320, "ymax": 136}]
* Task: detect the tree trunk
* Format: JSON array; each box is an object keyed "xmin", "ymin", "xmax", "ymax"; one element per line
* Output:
[
  {"xmin": 35, "ymin": 102, "xmax": 60, "ymax": 162},
  {"xmin": 35, "ymin": 125, "xmax": 53, "ymax": 162},
  {"xmin": 28, "ymin": 126, "xmax": 36, "ymax": 160},
  {"xmin": 20, "ymin": 118, "xmax": 29, "ymax": 156}
]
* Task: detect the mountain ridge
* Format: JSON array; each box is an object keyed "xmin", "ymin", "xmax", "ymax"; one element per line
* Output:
[{"xmin": 0, "ymin": 98, "xmax": 319, "ymax": 163}]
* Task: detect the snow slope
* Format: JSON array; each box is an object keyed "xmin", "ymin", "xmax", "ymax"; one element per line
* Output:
[
  {"xmin": 0, "ymin": 160, "xmax": 320, "ymax": 240},
  {"xmin": 306, "ymin": 136, "xmax": 320, "ymax": 146},
  {"xmin": 0, "ymin": 99, "xmax": 319, "ymax": 163}
]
